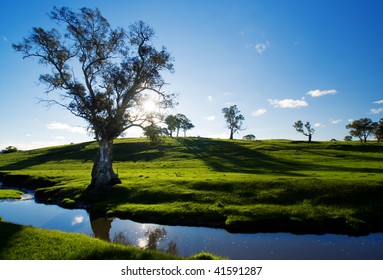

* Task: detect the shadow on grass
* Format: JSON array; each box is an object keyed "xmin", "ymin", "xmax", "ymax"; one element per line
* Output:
[
  {"xmin": 0, "ymin": 141, "xmax": 163, "ymax": 171},
  {"xmin": 176, "ymin": 138, "xmax": 307, "ymax": 176},
  {"xmin": 0, "ymin": 221, "xmax": 23, "ymax": 259},
  {"xmin": 177, "ymin": 138, "xmax": 383, "ymax": 176}
]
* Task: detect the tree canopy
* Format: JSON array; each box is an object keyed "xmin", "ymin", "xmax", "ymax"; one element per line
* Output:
[
  {"xmin": 222, "ymin": 105, "xmax": 245, "ymax": 139},
  {"xmin": 165, "ymin": 113, "xmax": 194, "ymax": 137},
  {"xmin": 293, "ymin": 120, "xmax": 314, "ymax": 142},
  {"xmin": 346, "ymin": 118, "xmax": 378, "ymax": 143},
  {"xmin": 13, "ymin": 6, "xmax": 176, "ymax": 189}
]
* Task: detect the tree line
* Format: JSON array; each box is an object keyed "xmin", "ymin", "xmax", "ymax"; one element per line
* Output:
[{"xmin": 293, "ymin": 118, "xmax": 383, "ymax": 143}]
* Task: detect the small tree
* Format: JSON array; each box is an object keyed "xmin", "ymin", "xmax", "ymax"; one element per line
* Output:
[
  {"xmin": 243, "ymin": 134, "xmax": 256, "ymax": 140},
  {"xmin": 344, "ymin": 135, "xmax": 353, "ymax": 142},
  {"xmin": 1, "ymin": 146, "xmax": 19, "ymax": 154},
  {"xmin": 181, "ymin": 119, "xmax": 194, "ymax": 137},
  {"xmin": 164, "ymin": 115, "xmax": 177, "ymax": 137},
  {"xmin": 346, "ymin": 118, "xmax": 377, "ymax": 143},
  {"xmin": 222, "ymin": 105, "xmax": 245, "ymax": 139},
  {"xmin": 374, "ymin": 118, "xmax": 383, "ymax": 142},
  {"xmin": 165, "ymin": 113, "xmax": 194, "ymax": 137},
  {"xmin": 143, "ymin": 123, "xmax": 164, "ymax": 147},
  {"xmin": 293, "ymin": 120, "xmax": 314, "ymax": 142}
]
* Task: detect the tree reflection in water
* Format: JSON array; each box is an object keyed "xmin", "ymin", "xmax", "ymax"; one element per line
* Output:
[
  {"xmin": 88, "ymin": 211, "xmax": 177, "ymax": 255},
  {"xmin": 114, "ymin": 227, "xmax": 178, "ymax": 256},
  {"xmin": 89, "ymin": 211, "xmax": 112, "ymax": 241}
]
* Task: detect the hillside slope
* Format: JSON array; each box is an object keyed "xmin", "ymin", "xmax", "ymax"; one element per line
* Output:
[{"xmin": 1, "ymin": 138, "xmax": 383, "ymax": 234}]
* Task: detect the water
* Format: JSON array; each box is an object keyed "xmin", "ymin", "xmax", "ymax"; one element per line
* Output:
[{"xmin": 1, "ymin": 195, "xmax": 383, "ymax": 259}]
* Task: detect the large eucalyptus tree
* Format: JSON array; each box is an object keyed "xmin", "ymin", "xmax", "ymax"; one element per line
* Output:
[{"xmin": 13, "ymin": 7, "xmax": 176, "ymax": 190}]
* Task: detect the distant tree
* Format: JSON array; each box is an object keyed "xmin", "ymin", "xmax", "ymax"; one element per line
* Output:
[
  {"xmin": 143, "ymin": 123, "xmax": 164, "ymax": 147},
  {"xmin": 179, "ymin": 115, "xmax": 194, "ymax": 137},
  {"xmin": 373, "ymin": 118, "xmax": 383, "ymax": 142},
  {"xmin": 174, "ymin": 113, "xmax": 186, "ymax": 137},
  {"xmin": 181, "ymin": 120, "xmax": 194, "ymax": 137},
  {"xmin": 165, "ymin": 113, "xmax": 194, "ymax": 137},
  {"xmin": 346, "ymin": 118, "xmax": 377, "ymax": 143},
  {"xmin": 243, "ymin": 134, "xmax": 256, "ymax": 140},
  {"xmin": 222, "ymin": 105, "xmax": 245, "ymax": 140},
  {"xmin": 1, "ymin": 146, "xmax": 19, "ymax": 154},
  {"xmin": 164, "ymin": 115, "xmax": 178, "ymax": 137},
  {"xmin": 293, "ymin": 120, "xmax": 314, "ymax": 142},
  {"xmin": 13, "ymin": 7, "xmax": 176, "ymax": 190},
  {"xmin": 344, "ymin": 135, "xmax": 353, "ymax": 142}
]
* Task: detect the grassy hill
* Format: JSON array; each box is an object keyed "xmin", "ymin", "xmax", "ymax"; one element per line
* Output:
[{"xmin": 1, "ymin": 137, "xmax": 383, "ymax": 234}]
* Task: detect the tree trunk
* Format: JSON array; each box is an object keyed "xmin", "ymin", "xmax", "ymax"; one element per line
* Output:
[
  {"xmin": 229, "ymin": 129, "xmax": 234, "ymax": 140},
  {"xmin": 90, "ymin": 138, "xmax": 121, "ymax": 190},
  {"xmin": 308, "ymin": 134, "xmax": 312, "ymax": 142}
]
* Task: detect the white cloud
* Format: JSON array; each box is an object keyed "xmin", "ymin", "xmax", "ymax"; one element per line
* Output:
[
  {"xmin": 46, "ymin": 121, "xmax": 87, "ymax": 134},
  {"xmin": 223, "ymin": 92, "xmax": 233, "ymax": 96},
  {"xmin": 255, "ymin": 41, "xmax": 271, "ymax": 54},
  {"xmin": 373, "ymin": 100, "xmax": 383, "ymax": 104},
  {"xmin": 207, "ymin": 95, "xmax": 213, "ymax": 102},
  {"xmin": 314, "ymin": 123, "xmax": 325, "ymax": 128},
  {"xmin": 204, "ymin": 116, "xmax": 216, "ymax": 121},
  {"xmin": 71, "ymin": 215, "xmax": 84, "ymax": 225},
  {"xmin": 252, "ymin": 108, "xmax": 267, "ymax": 116},
  {"xmin": 268, "ymin": 98, "xmax": 308, "ymax": 108},
  {"xmin": 306, "ymin": 89, "xmax": 337, "ymax": 97},
  {"xmin": 330, "ymin": 119, "xmax": 342, "ymax": 124},
  {"xmin": 2, "ymin": 36, "xmax": 8, "ymax": 42},
  {"xmin": 370, "ymin": 108, "xmax": 383, "ymax": 115}
]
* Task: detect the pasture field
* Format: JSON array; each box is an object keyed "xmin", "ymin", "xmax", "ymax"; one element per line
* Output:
[{"xmin": 1, "ymin": 138, "xmax": 383, "ymax": 234}]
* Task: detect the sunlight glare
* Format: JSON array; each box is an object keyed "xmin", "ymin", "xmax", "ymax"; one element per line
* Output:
[{"xmin": 143, "ymin": 100, "xmax": 157, "ymax": 112}]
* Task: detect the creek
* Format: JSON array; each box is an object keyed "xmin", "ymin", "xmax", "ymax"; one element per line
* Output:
[{"xmin": 1, "ymin": 188, "xmax": 383, "ymax": 259}]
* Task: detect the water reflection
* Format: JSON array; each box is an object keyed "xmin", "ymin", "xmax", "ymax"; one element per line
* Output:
[
  {"xmin": 0, "ymin": 197, "xmax": 383, "ymax": 259},
  {"xmin": 111, "ymin": 225, "xmax": 178, "ymax": 255},
  {"xmin": 89, "ymin": 212, "xmax": 112, "ymax": 241}
]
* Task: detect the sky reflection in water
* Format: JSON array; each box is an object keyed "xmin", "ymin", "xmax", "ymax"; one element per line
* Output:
[{"xmin": 0, "ymin": 199, "xmax": 383, "ymax": 259}]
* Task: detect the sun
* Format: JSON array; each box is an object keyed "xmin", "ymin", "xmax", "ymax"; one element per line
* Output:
[{"xmin": 142, "ymin": 100, "xmax": 157, "ymax": 112}]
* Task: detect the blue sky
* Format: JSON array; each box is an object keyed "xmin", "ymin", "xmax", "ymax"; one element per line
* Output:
[{"xmin": 1, "ymin": 0, "xmax": 383, "ymax": 150}]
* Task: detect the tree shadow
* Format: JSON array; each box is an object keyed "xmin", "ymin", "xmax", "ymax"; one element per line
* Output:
[
  {"xmin": 174, "ymin": 138, "xmax": 383, "ymax": 177},
  {"xmin": 176, "ymin": 138, "xmax": 307, "ymax": 176},
  {"xmin": 0, "ymin": 221, "xmax": 24, "ymax": 258},
  {"xmin": 0, "ymin": 142, "xmax": 97, "ymax": 171},
  {"xmin": 0, "ymin": 141, "xmax": 164, "ymax": 171}
]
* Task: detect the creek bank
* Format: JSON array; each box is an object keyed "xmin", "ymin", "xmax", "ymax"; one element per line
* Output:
[{"xmin": 0, "ymin": 173, "xmax": 381, "ymax": 236}]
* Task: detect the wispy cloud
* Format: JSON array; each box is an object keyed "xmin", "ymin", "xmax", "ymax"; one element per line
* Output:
[
  {"xmin": 314, "ymin": 123, "xmax": 325, "ymax": 128},
  {"xmin": 46, "ymin": 122, "xmax": 87, "ymax": 134},
  {"xmin": 306, "ymin": 89, "xmax": 337, "ymax": 97},
  {"xmin": 2, "ymin": 36, "xmax": 8, "ymax": 42},
  {"xmin": 373, "ymin": 100, "xmax": 383, "ymax": 104},
  {"xmin": 204, "ymin": 116, "xmax": 216, "ymax": 121},
  {"xmin": 370, "ymin": 108, "xmax": 383, "ymax": 115},
  {"xmin": 255, "ymin": 41, "xmax": 271, "ymax": 54},
  {"xmin": 223, "ymin": 92, "xmax": 232, "ymax": 96},
  {"xmin": 207, "ymin": 95, "xmax": 213, "ymax": 102},
  {"xmin": 330, "ymin": 119, "xmax": 342, "ymax": 124},
  {"xmin": 252, "ymin": 108, "xmax": 267, "ymax": 116},
  {"xmin": 268, "ymin": 98, "xmax": 308, "ymax": 108}
]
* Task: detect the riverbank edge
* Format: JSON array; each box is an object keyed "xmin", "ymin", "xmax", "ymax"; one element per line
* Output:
[
  {"xmin": 1, "ymin": 172, "xmax": 382, "ymax": 236},
  {"xmin": 0, "ymin": 220, "xmax": 221, "ymax": 260}
]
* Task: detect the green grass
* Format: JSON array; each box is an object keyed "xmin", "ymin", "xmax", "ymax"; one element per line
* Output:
[
  {"xmin": 1, "ymin": 138, "xmax": 383, "ymax": 234},
  {"xmin": 0, "ymin": 189, "xmax": 24, "ymax": 199},
  {"xmin": 0, "ymin": 220, "xmax": 222, "ymax": 260}
]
